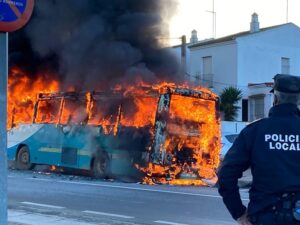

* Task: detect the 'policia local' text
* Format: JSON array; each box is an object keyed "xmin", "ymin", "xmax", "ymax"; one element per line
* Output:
[{"xmin": 265, "ymin": 134, "xmax": 300, "ymax": 151}]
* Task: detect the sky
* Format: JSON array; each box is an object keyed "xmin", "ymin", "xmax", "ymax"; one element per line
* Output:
[{"xmin": 169, "ymin": 0, "xmax": 299, "ymax": 45}]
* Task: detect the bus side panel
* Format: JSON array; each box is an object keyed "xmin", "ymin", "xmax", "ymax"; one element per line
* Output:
[
  {"xmin": 29, "ymin": 124, "xmax": 62, "ymax": 165},
  {"xmin": 109, "ymin": 150, "xmax": 144, "ymax": 179},
  {"xmin": 8, "ymin": 124, "xmax": 62, "ymax": 166},
  {"xmin": 8, "ymin": 124, "xmax": 96, "ymax": 170},
  {"xmin": 99, "ymin": 127, "xmax": 149, "ymax": 178},
  {"xmin": 8, "ymin": 124, "xmax": 147, "ymax": 178},
  {"xmin": 7, "ymin": 145, "xmax": 18, "ymax": 161},
  {"xmin": 77, "ymin": 150, "xmax": 92, "ymax": 170},
  {"xmin": 7, "ymin": 124, "xmax": 44, "ymax": 161},
  {"xmin": 59, "ymin": 125, "xmax": 99, "ymax": 169}
]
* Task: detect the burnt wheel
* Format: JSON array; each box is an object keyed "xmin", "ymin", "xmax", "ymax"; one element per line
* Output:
[
  {"xmin": 92, "ymin": 152, "xmax": 110, "ymax": 179},
  {"xmin": 16, "ymin": 146, "xmax": 33, "ymax": 170}
]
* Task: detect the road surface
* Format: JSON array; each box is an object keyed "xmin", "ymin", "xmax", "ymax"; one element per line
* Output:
[{"xmin": 8, "ymin": 170, "xmax": 249, "ymax": 225}]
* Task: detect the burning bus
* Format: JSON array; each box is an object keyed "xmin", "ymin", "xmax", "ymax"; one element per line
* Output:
[
  {"xmin": 6, "ymin": 0, "xmax": 223, "ymax": 185},
  {"xmin": 7, "ymin": 83, "xmax": 221, "ymax": 185}
]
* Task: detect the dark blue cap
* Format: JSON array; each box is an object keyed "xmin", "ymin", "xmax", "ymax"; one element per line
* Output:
[{"xmin": 270, "ymin": 74, "xmax": 300, "ymax": 93}]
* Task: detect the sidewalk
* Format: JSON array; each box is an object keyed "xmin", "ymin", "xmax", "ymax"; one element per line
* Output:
[
  {"xmin": 8, "ymin": 209, "xmax": 138, "ymax": 225},
  {"xmin": 8, "ymin": 209, "xmax": 99, "ymax": 225}
]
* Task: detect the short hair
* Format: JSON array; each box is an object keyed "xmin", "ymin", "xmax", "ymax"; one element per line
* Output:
[{"xmin": 274, "ymin": 90, "xmax": 300, "ymax": 105}]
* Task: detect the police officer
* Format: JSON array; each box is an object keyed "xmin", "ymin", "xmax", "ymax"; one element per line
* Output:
[{"xmin": 218, "ymin": 74, "xmax": 300, "ymax": 225}]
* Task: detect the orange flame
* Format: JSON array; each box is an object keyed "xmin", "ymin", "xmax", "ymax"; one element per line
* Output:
[
  {"xmin": 8, "ymin": 68, "xmax": 59, "ymax": 128},
  {"xmin": 139, "ymin": 92, "xmax": 221, "ymax": 185}
]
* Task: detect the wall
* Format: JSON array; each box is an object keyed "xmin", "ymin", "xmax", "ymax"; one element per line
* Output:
[
  {"xmin": 237, "ymin": 24, "xmax": 300, "ymax": 120},
  {"xmin": 189, "ymin": 41, "xmax": 238, "ymax": 95},
  {"xmin": 237, "ymin": 24, "xmax": 300, "ymax": 92},
  {"xmin": 173, "ymin": 24, "xmax": 300, "ymax": 122}
]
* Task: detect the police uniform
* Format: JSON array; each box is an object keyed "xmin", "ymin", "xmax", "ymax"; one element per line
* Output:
[{"xmin": 218, "ymin": 74, "xmax": 300, "ymax": 225}]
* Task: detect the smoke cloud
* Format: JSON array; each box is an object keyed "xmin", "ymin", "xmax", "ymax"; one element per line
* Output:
[{"xmin": 9, "ymin": 0, "xmax": 180, "ymax": 91}]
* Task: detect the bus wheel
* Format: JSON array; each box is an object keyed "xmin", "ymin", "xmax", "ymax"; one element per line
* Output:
[
  {"xmin": 16, "ymin": 146, "xmax": 33, "ymax": 170},
  {"xmin": 92, "ymin": 153, "xmax": 109, "ymax": 179}
]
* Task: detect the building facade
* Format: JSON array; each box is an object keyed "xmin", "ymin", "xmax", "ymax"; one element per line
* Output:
[{"xmin": 178, "ymin": 14, "xmax": 300, "ymax": 121}]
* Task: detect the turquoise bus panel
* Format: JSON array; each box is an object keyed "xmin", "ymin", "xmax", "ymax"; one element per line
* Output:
[{"xmin": 7, "ymin": 124, "xmax": 150, "ymax": 178}]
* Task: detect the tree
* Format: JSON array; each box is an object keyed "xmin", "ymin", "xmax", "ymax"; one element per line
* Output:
[{"xmin": 220, "ymin": 87, "xmax": 242, "ymax": 121}]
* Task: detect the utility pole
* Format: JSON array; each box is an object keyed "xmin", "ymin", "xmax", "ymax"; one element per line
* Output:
[
  {"xmin": 206, "ymin": 0, "xmax": 216, "ymax": 38},
  {"xmin": 212, "ymin": 0, "xmax": 216, "ymax": 38},
  {"xmin": 0, "ymin": 32, "xmax": 8, "ymax": 225},
  {"xmin": 286, "ymin": 0, "xmax": 289, "ymax": 23},
  {"xmin": 0, "ymin": 1, "xmax": 34, "ymax": 222},
  {"xmin": 181, "ymin": 35, "xmax": 187, "ymax": 74}
]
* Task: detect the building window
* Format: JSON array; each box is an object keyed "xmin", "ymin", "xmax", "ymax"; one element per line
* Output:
[
  {"xmin": 249, "ymin": 95, "xmax": 265, "ymax": 121},
  {"xmin": 281, "ymin": 57, "xmax": 290, "ymax": 74},
  {"xmin": 202, "ymin": 56, "xmax": 213, "ymax": 88},
  {"xmin": 242, "ymin": 99, "xmax": 248, "ymax": 122}
]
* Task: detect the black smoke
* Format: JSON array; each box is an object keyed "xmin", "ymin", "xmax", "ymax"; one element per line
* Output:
[{"xmin": 9, "ymin": 0, "xmax": 180, "ymax": 91}]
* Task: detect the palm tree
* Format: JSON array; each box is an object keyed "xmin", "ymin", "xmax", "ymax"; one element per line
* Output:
[{"xmin": 220, "ymin": 87, "xmax": 242, "ymax": 121}]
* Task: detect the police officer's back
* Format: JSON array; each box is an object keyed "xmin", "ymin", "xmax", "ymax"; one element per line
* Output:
[{"xmin": 218, "ymin": 74, "xmax": 300, "ymax": 225}]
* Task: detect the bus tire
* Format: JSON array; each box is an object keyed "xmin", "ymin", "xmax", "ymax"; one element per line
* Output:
[
  {"xmin": 16, "ymin": 146, "xmax": 33, "ymax": 170},
  {"xmin": 92, "ymin": 152, "xmax": 110, "ymax": 179}
]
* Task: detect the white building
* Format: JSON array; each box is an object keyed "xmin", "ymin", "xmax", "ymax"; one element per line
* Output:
[
  {"xmin": 176, "ymin": 14, "xmax": 300, "ymax": 122},
  {"xmin": 171, "ymin": 30, "xmax": 202, "ymax": 75},
  {"xmin": 171, "ymin": 30, "xmax": 214, "ymax": 77}
]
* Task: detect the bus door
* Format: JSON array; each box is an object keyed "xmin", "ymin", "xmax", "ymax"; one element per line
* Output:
[
  {"xmin": 59, "ymin": 95, "xmax": 90, "ymax": 168},
  {"xmin": 31, "ymin": 96, "xmax": 63, "ymax": 165}
]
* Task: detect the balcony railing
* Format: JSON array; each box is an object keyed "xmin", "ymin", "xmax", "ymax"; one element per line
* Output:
[{"xmin": 201, "ymin": 73, "xmax": 214, "ymax": 88}]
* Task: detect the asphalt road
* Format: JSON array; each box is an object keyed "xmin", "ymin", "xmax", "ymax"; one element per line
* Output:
[{"xmin": 8, "ymin": 170, "xmax": 249, "ymax": 225}]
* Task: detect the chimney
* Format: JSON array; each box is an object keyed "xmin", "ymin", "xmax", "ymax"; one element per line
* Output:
[
  {"xmin": 190, "ymin": 29, "xmax": 198, "ymax": 44},
  {"xmin": 250, "ymin": 13, "xmax": 260, "ymax": 33}
]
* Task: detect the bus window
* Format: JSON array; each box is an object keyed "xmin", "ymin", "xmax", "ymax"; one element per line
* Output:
[
  {"xmin": 61, "ymin": 98, "xmax": 87, "ymax": 125},
  {"xmin": 35, "ymin": 99, "xmax": 61, "ymax": 124},
  {"xmin": 90, "ymin": 96, "xmax": 121, "ymax": 134},
  {"xmin": 120, "ymin": 95, "xmax": 158, "ymax": 128}
]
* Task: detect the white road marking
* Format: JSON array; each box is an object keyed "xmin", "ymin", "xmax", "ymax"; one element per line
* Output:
[
  {"xmin": 26, "ymin": 177, "xmax": 224, "ymax": 198},
  {"xmin": 154, "ymin": 220, "xmax": 190, "ymax": 225},
  {"xmin": 83, "ymin": 210, "xmax": 134, "ymax": 219},
  {"xmin": 22, "ymin": 177, "xmax": 250, "ymax": 201},
  {"xmin": 21, "ymin": 201, "xmax": 65, "ymax": 209}
]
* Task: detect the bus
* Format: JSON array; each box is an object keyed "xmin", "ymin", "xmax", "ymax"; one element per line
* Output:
[{"xmin": 7, "ymin": 85, "xmax": 221, "ymax": 184}]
